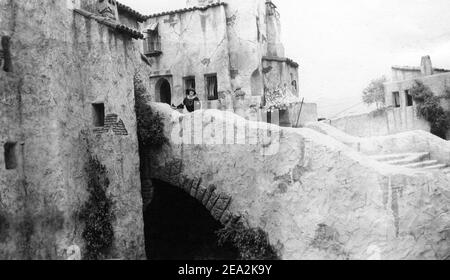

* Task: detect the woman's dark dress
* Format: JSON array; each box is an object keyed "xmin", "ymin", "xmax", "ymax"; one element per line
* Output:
[{"xmin": 183, "ymin": 97, "xmax": 200, "ymax": 112}]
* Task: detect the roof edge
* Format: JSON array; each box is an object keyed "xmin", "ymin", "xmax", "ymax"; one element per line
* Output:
[{"xmin": 146, "ymin": 2, "xmax": 227, "ymax": 19}]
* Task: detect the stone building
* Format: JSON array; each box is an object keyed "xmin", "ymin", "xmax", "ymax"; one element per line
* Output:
[
  {"xmin": 384, "ymin": 56, "xmax": 450, "ymax": 139},
  {"xmin": 0, "ymin": 0, "xmax": 151, "ymax": 259},
  {"xmin": 142, "ymin": 0, "xmax": 317, "ymax": 127},
  {"xmin": 329, "ymin": 56, "xmax": 450, "ymax": 139},
  {"xmin": 1, "ymin": 1, "xmax": 449, "ymax": 261}
]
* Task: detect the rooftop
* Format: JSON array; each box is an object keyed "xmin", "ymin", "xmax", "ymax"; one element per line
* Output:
[
  {"xmin": 117, "ymin": 1, "xmax": 147, "ymax": 22},
  {"xmin": 146, "ymin": 2, "xmax": 227, "ymax": 19},
  {"xmin": 391, "ymin": 65, "xmax": 450, "ymax": 72},
  {"xmin": 74, "ymin": 9, "xmax": 144, "ymax": 39}
]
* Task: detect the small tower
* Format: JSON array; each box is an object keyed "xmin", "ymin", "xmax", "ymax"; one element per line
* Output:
[{"xmin": 420, "ymin": 55, "xmax": 434, "ymax": 76}]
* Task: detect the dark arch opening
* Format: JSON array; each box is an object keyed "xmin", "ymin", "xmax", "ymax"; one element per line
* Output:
[
  {"xmin": 156, "ymin": 79, "xmax": 172, "ymax": 105},
  {"xmin": 144, "ymin": 180, "xmax": 239, "ymax": 260}
]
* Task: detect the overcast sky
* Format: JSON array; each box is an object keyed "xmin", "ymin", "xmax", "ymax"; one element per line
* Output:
[{"xmin": 120, "ymin": 0, "xmax": 450, "ymax": 117}]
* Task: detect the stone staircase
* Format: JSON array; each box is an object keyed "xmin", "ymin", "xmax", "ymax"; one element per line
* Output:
[{"xmin": 369, "ymin": 152, "xmax": 450, "ymax": 174}]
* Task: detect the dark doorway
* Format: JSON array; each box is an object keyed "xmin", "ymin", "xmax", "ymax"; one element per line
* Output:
[
  {"xmin": 144, "ymin": 180, "xmax": 238, "ymax": 260},
  {"xmin": 158, "ymin": 79, "xmax": 172, "ymax": 105}
]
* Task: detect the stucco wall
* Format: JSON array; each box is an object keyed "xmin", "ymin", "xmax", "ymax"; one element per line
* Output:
[
  {"xmin": 262, "ymin": 58, "xmax": 299, "ymax": 96},
  {"xmin": 0, "ymin": 0, "xmax": 147, "ymax": 259},
  {"xmin": 307, "ymin": 122, "xmax": 450, "ymax": 165},
  {"xmin": 144, "ymin": 5, "xmax": 232, "ymax": 106},
  {"xmin": 225, "ymin": 0, "xmax": 267, "ymax": 98},
  {"xmin": 329, "ymin": 107, "xmax": 430, "ymax": 138},
  {"xmin": 385, "ymin": 72, "xmax": 450, "ymax": 107}
]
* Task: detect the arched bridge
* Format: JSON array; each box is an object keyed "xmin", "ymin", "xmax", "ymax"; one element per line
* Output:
[{"xmin": 143, "ymin": 103, "xmax": 450, "ymax": 260}]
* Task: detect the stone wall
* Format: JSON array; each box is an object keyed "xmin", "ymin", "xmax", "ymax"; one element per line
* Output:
[
  {"xmin": 0, "ymin": 0, "xmax": 148, "ymax": 259},
  {"xmin": 144, "ymin": 5, "xmax": 232, "ymax": 106},
  {"xmin": 149, "ymin": 103, "xmax": 450, "ymax": 260},
  {"xmin": 307, "ymin": 121, "xmax": 450, "ymax": 165},
  {"xmin": 329, "ymin": 107, "xmax": 430, "ymax": 138}
]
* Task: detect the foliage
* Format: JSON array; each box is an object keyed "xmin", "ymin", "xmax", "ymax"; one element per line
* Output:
[
  {"xmin": 216, "ymin": 219, "xmax": 279, "ymax": 260},
  {"xmin": 134, "ymin": 75, "xmax": 167, "ymax": 148},
  {"xmin": 410, "ymin": 80, "xmax": 450, "ymax": 139},
  {"xmin": 362, "ymin": 76, "xmax": 387, "ymax": 109},
  {"xmin": 79, "ymin": 156, "xmax": 115, "ymax": 260}
]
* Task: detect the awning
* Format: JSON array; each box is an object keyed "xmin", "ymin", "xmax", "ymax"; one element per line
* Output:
[
  {"xmin": 146, "ymin": 22, "xmax": 159, "ymax": 32},
  {"xmin": 265, "ymin": 86, "xmax": 301, "ymax": 111}
]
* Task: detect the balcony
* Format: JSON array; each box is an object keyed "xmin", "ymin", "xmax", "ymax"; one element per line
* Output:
[{"xmin": 144, "ymin": 38, "xmax": 162, "ymax": 57}]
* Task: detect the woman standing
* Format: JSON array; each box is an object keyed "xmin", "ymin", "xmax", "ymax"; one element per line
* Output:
[{"xmin": 182, "ymin": 88, "xmax": 201, "ymax": 113}]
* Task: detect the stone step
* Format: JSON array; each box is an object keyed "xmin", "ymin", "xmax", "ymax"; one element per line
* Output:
[
  {"xmin": 402, "ymin": 160, "xmax": 441, "ymax": 169},
  {"xmin": 370, "ymin": 152, "xmax": 430, "ymax": 163},
  {"xmin": 384, "ymin": 153, "xmax": 431, "ymax": 166},
  {"xmin": 420, "ymin": 164, "xmax": 448, "ymax": 170}
]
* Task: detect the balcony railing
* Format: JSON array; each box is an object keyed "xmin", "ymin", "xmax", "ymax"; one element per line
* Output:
[{"xmin": 144, "ymin": 37, "xmax": 162, "ymax": 57}]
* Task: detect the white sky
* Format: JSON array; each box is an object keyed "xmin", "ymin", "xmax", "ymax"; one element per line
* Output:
[{"xmin": 120, "ymin": 0, "xmax": 450, "ymax": 117}]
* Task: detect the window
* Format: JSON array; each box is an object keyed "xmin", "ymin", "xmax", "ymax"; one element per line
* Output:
[
  {"xmin": 183, "ymin": 77, "xmax": 196, "ymax": 93},
  {"xmin": 144, "ymin": 24, "xmax": 162, "ymax": 57},
  {"xmin": 292, "ymin": 80, "xmax": 298, "ymax": 91},
  {"xmin": 92, "ymin": 103, "xmax": 105, "ymax": 127},
  {"xmin": 4, "ymin": 142, "xmax": 17, "ymax": 170},
  {"xmin": 205, "ymin": 74, "xmax": 218, "ymax": 101},
  {"xmin": 405, "ymin": 90, "xmax": 413, "ymax": 107},
  {"xmin": 392, "ymin": 92, "xmax": 400, "ymax": 108}
]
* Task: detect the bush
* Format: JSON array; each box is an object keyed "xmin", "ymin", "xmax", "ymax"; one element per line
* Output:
[
  {"xmin": 134, "ymin": 75, "xmax": 167, "ymax": 148},
  {"xmin": 410, "ymin": 80, "xmax": 450, "ymax": 139},
  {"xmin": 216, "ymin": 219, "xmax": 279, "ymax": 260},
  {"xmin": 79, "ymin": 156, "xmax": 115, "ymax": 260}
]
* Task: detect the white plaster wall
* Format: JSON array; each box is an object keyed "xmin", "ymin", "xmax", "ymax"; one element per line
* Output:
[
  {"xmin": 144, "ymin": 6, "xmax": 232, "ymax": 107},
  {"xmin": 225, "ymin": 0, "xmax": 267, "ymax": 96}
]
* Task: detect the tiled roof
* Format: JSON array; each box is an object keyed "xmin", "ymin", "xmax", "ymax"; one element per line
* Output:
[
  {"xmin": 146, "ymin": 2, "xmax": 227, "ymax": 19},
  {"xmin": 74, "ymin": 9, "xmax": 143, "ymax": 39},
  {"xmin": 116, "ymin": 1, "xmax": 147, "ymax": 22},
  {"xmin": 115, "ymin": 24, "xmax": 144, "ymax": 39}
]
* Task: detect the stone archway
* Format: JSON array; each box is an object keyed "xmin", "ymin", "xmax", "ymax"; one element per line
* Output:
[
  {"xmin": 155, "ymin": 78, "xmax": 172, "ymax": 105},
  {"xmin": 144, "ymin": 159, "xmax": 235, "ymax": 225},
  {"xmin": 141, "ymin": 159, "xmax": 239, "ymax": 260},
  {"xmin": 144, "ymin": 179, "xmax": 239, "ymax": 260}
]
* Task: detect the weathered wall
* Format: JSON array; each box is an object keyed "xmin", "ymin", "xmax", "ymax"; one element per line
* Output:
[
  {"xmin": 0, "ymin": 0, "xmax": 147, "ymax": 259},
  {"xmin": 144, "ymin": 5, "xmax": 232, "ymax": 107},
  {"xmin": 149, "ymin": 103, "xmax": 450, "ymax": 260},
  {"xmin": 289, "ymin": 103, "xmax": 318, "ymax": 127},
  {"xmin": 329, "ymin": 107, "xmax": 430, "ymax": 138},
  {"xmin": 225, "ymin": 0, "xmax": 267, "ymax": 105},
  {"xmin": 385, "ymin": 72, "xmax": 450, "ymax": 108},
  {"xmin": 307, "ymin": 122, "xmax": 450, "ymax": 165},
  {"xmin": 262, "ymin": 58, "xmax": 299, "ymax": 96}
]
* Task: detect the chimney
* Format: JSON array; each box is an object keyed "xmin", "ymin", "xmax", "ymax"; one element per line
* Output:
[{"xmin": 420, "ymin": 55, "xmax": 434, "ymax": 76}]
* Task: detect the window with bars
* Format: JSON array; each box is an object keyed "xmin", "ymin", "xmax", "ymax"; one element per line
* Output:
[
  {"xmin": 144, "ymin": 31, "xmax": 162, "ymax": 56},
  {"xmin": 205, "ymin": 74, "xmax": 218, "ymax": 101},
  {"xmin": 184, "ymin": 77, "xmax": 196, "ymax": 93}
]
